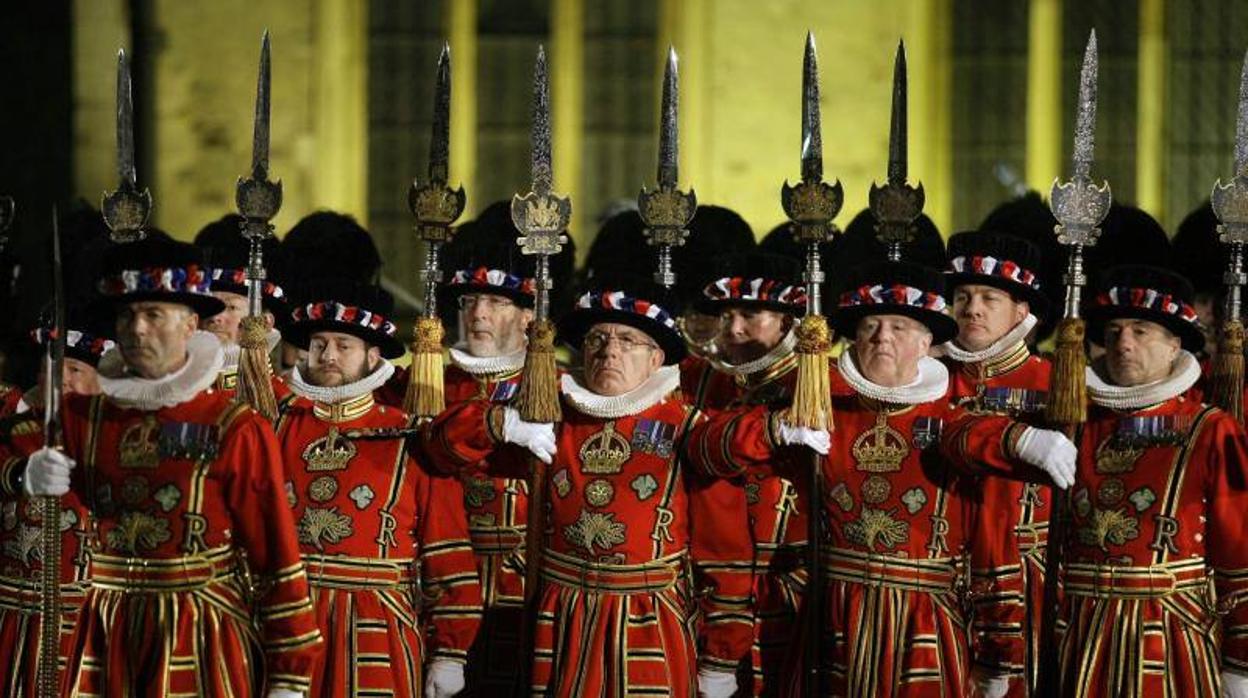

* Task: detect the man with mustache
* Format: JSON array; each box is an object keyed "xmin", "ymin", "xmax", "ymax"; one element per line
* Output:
[
  {"xmin": 276, "ymin": 280, "xmax": 481, "ymax": 698},
  {"xmin": 7, "ymin": 234, "xmax": 322, "ymax": 697},
  {"xmin": 425, "ymin": 276, "xmax": 746, "ymax": 697},
  {"xmin": 939, "ymin": 231, "xmax": 1052, "ymax": 698},
  {"xmin": 945, "ymin": 264, "xmax": 1248, "ymax": 697},
  {"xmin": 681, "ymin": 251, "xmax": 809, "ymax": 696},
  {"xmin": 687, "ymin": 260, "xmax": 1076, "ymax": 696}
]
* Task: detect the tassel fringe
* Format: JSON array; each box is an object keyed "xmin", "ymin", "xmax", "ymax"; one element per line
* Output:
[
  {"xmin": 404, "ymin": 317, "xmax": 447, "ymax": 418},
  {"xmin": 1045, "ymin": 317, "xmax": 1087, "ymax": 425},
  {"xmin": 236, "ymin": 315, "xmax": 278, "ymax": 422},
  {"xmin": 786, "ymin": 314, "xmax": 834, "ymax": 431},
  {"xmin": 1211, "ymin": 320, "xmax": 1245, "ymax": 421},
  {"xmin": 515, "ymin": 318, "xmax": 562, "ymax": 422}
]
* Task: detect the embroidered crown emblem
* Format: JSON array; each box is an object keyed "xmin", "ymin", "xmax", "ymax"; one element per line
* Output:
[
  {"xmin": 1094, "ymin": 437, "xmax": 1142, "ymax": 474},
  {"xmin": 851, "ymin": 416, "xmax": 909, "ymax": 473},
  {"xmin": 119, "ymin": 416, "xmax": 160, "ymax": 469},
  {"xmin": 302, "ymin": 427, "xmax": 356, "ymax": 472},
  {"xmin": 579, "ymin": 422, "xmax": 631, "ymax": 475}
]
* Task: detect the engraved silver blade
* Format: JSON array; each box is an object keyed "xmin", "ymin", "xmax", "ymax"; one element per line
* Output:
[
  {"xmin": 251, "ymin": 31, "xmax": 271, "ymax": 178},
  {"xmin": 658, "ymin": 46, "xmax": 679, "ymax": 189},
  {"xmin": 887, "ymin": 40, "xmax": 907, "ymax": 186},
  {"xmin": 1236, "ymin": 47, "xmax": 1248, "ymax": 177},
  {"xmin": 801, "ymin": 31, "xmax": 822, "ymax": 183},
  {"xmin": 116, "ymin": 50, "xmax": 136, "ymax": 188},
  {"xmin": 530, "ymin": 46, "xmax": 552, "ymax": 196},
  {"xmin": 1073, "ymin": 30, "xmax": 1098, "ymax": 179},
  {"xmin": 430, "ymin": 42, "xmax": 451, "ymax": 183}
]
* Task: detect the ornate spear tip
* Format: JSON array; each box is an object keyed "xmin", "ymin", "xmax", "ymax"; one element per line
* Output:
[
  {"xmin": 887, "ymin": 38, "xmax": 908, "ymax": 185},
  {"xmin": 1235, "ymin": 47, "xmax": 1248, "ymax": 174},
  {"xmin": 1072, "ymin": 29, "xmax": 1099, "ymax": 174},
  {"xmin": 440, "ymin": 41, "xmax": 450, "ymax": 61}
]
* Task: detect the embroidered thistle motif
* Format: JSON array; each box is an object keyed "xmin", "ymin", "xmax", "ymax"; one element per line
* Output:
[
  {"xmin": 1077, "ymin": 508, "xmax": 1140, "ymax": 551},
  {"xmin": 1128, "ymin": 487, "xmax": 1157, "ymax": 512},
  {"xmin": 631, "ymin": 473, "xmax": 659, "ymax": 501},
  {"xmin": 901, "ymin": 487, "xmax": 928, "ymax": 515},
  {"xmin": 153, "ymin": 484, "xmax": 182, "ymax": 512},
  {"xmin": 1073, "ymin": 488, "xmax": 1092, "ymax": 517},
  {"xmin": 464, "ymin": 477, "xmax": 497, "ymax": 508},
  {"xmin": 563, "ymin": 509, "xmax": 627, "ymax": 555},
  {"xmin": 349, "ymin": 485, "xmax": 376, "ymax": 510},
  {"xmin": 844, "ymin": 507, "xmax": 909, "ymax": 551},
  {"xmin": 106, "ymin": 511, "xmax": 173, "ymax": 554},
  {"xmin": 297, "ymin": 507, "xmax": 354, "ymax": 551}
]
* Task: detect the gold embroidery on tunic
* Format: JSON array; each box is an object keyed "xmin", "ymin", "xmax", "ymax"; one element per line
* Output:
[
  {"xmin": 119, "ymin": 416, "xmax": 160, "ymax": 469},
  {"xmin": 844, "ymin": 507, "xmax": 909, "ymax": 551},
  {"xmin": 852, "ymin": 413, "xmax": 909, "ymax": 472},
  {"xmin": 303, "ymin": 427, "xmax": 356, "ymax": 471},
  {"xmin": 562, "ymin": 509, "xmax": 627, "ymax": 556},
  {"xmin": 579, "ymin": 421, "xmax": 631, "ymax": 474}
]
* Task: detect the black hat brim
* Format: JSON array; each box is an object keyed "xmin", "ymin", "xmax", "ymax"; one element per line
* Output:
[
  {"xmin": 284, "ymin": 319, "xmax": 406, "ymax": 359},
  {"xmin": 93, "ymin": 292, "xmax": 226, "ymax": 336},
  {"xmin": 558, "ymin": 308, "xmax": 686, "ymax": 365},
  {"xmin": 831, "ymin": 305, "xmax": 958, "ymax": 346},
  {"xmin": 944, "ymin": 272, "xmax": 1051, "ymax": 322},
  {"xmin": 1085, "ymin": 305, "xmax": 1206, "ymax": 353}
]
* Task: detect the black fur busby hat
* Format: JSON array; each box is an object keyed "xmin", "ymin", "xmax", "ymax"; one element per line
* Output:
[
  {"xmin": 831, "ymin": 259, "xmax": 957, "ymax": 344},
  {"xmin": 945, "ymin": 230, "xmax": 1050, "ymax": 319},
  {"xmin": 559, "ymin": 274, "xmax": 685, "ymax": 365},
  {"xmin": 284, "ymin": 279, "xmax": 404, "ymax": 359},
  {"xmin": 95, "ymin": 231, "xmax": 225, "ymax": 322},
  {"xmin": 1085, "ymin": 264, "xmax": 1205, "ymax": 352},
  {"xmin": 696, "ymin": 251, "xmax": 806, "ymax": 316}
]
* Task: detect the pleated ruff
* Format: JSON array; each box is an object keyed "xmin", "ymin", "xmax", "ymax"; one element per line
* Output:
[
  {"xmin": 307, "ymin": 584, "xmax": 424, "ymax": 698},
  {"xmin": 1057, "ymin": 590, "xmax": 1223, "ymax": 698},
  {"xmin": 782, "ymin": 581, "xmax": 971, "ymax": 698},
  {"xmin": 530, "ymin": 580, "xmax": 699, "ymax": 697},
  {"xmin": 67, "ymin": 576, "xmax": 262, "ymax": 697}
]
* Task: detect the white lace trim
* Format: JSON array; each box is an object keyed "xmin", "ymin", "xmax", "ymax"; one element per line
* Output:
[
  {"xmin": 97, "ymin": 331, "xmax": 224, "ymax": 410},
  {"xmin": 1087, "ymin": 350, "xmax": 1201, "ymax": 410},
  {"xmin": 938, "ymin": 314, "xmax": 1037, "ymax": 364},
  {"xmin": 712, "ymin": 328, "xmax": 797, "ymax": 376},
  {"xmin": 560, "ymin": 365, "xmax": 681, "ymax": 418},
  {"xmin": 219, "ymin": 328, "xmax": 282, "ymax": 371},
  {"xmin": 837, "ymin": 348, "xmax": 949, "ymax": 405},
  {"xmin": 448, "ymin": 344, "xmax": 526, "ymax": 376},
  {"xmin": 287, "ymin": 360, "xmax": 396, "ymax": 404}
]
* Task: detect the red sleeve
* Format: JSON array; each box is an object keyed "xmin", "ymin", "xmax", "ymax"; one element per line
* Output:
[
  {"xmin": 685, "ymin": 404, "xmax": 790, "ymax": 479},
  {"xmin": 941, "ymin": 412, "xmax": 1048, "ymax": 483},
  {"xmin": 221, "ymin": 412, "xmax": 324, "ymax": 692},
  {"xmin": 1204, "ymin": 413, "xmax": 1248, "ymax": 673},
  {"xmin": 687, "ymin": 466, "xmax": 755, "ymax": 670},
  {"xmin": 421, "ymin": 399, "xmax": 528, "ymax": 478},
  {"xmin": 415, "ymin": 462, "xmax": 484, "ymax": 663}
]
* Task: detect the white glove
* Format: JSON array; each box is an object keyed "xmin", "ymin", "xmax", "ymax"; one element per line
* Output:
[
  {"xmin": 974, "ymin": 672, "xmax": 1010, "ymax": 698},
  {"xmin": 265, "ymin": 690, "xmax": 303, "ymax": 698},
  {"xmin": 776, "ymin": 421, "xmax": 830, "ymax": 455},
  {"xmin": 1224, "ymin": 670, "xmax": 1248, "ymax": 698},
  {"xmin": 1014, "ymin": 427, "xmax": 1077, "ymax": 489},
  {"xmin": 697, "ymin": 667, "xmax": 738, "ymax": 698},
  {"xmin": 502, "ymin": 407, "xmax": 556, "ymax": 464},
  {"xmin": 424, "ymin": 659, "xmax": 465, "ymax": 697},
  {"xmin": 23, "ymin": 447, "xmax": 75, "ymax": 496}
]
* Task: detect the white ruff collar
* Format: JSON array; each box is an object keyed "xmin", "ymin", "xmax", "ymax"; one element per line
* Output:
[
  {"xmin": 713, "ymin": 328, "xmax": 797, "ymax": 376},
  {"xmin": 939, "ymin": 313, "xmax": 1037, "ymax": 364},
  {"xmin": 288, "ymin": 360, "xmax": 395, "ymax": 404},
  {"xmin": 561, "ymin": 365, "xmax": 681, "ymax": 419},
  {"xmin": 1087, "ymin": 350, "xmax": 1201, "ymax": 410},
  {"xmin": 449, "ymin": 344, "xmax": 525, "ymax": 376},
  {"xmin": 97, "ymin": 331, "xmax": 224, "ymax": 410},
  {"xmin": 220, "ymin": 328, "xmax": 282, "ymax": 371},
  {"xmin": 837, "ymin": 348, "xmax": 949, "ymax": 405}
]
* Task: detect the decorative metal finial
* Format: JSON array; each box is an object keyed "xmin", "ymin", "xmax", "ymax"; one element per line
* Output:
[
  {"xmin": 101, "ymin": 49, "xmax": 152, "ymax": 243},
  {"xmin": 639, "ymin": 46, "xmax": 696, "ymax": 289},
  {"xmin": 868, "ymin": 39, "xmax": 924, "ymax": 261}
]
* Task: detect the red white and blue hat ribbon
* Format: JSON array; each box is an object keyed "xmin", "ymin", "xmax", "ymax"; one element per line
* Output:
[
  {"xmin": 703, "ymin": 277, "xmax": 806, "ymax": 306},
  {"xmin": 31, "ymin": 328, "xmax": 114, "ymax": 357},
  {"xmin": 210, "ymin": 268, "xmax": 286, "ymax": 300},
  {"xmin": 291, "ymin": 301, "xmax": 398, "ymax": 337},
  {"xmin": 449, "ymin": 266, "xmax": 536, "ymax": 296},
  {"xmin": 948, "ymin": 254, "xmax": 1039, "ymax": 290},
  {"xmin": 839, "ymin": 283, "xmax": 948, "ymax": 312},
  {"xmin": 1093, "ymin": 287, "xmax": 1199, "ymax": 325},
  {"xmin": 98, "ymin": 265, "xmax": 213, "ymax": 297},
  {"xmin": 576, "ymin": 290, "xmax": 677, "ymax": 330}
]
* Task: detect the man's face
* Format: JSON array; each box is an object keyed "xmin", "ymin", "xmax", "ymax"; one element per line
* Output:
[
  {"xmin": 34, "ymin": 357, "xmax": 102, "ymax": 401},
  {"xmin": 204, "ymin": 291, "xmax": 247, "ymax": 344},
  {"xmin": 115, "ymin": 302, "xmax": 198, "ymax": 379},
  {"xmin": 305, "ymin": 331, "xmax": 380, "ymax": 387},
  {"xmin": 681, "ymin": 311, "xmax": 720, "ymax": 348},
  {"xmin": 952, "ymin": 284, "xmax": 1028, "ymax": 352},
  {"xmin": 1192, "ymin": 292, "xmax": 1216, "ymax": 356},
  {"xmin": 853, "ymin": 314, "xmax": 933, "ymax": 387},
  {"xmin": 582, "ymin": 322, "xmax": 665, "ymax": 396},
  {"xmin": 1103, "ymin": 318, "xmax": 1180, "ymax": 386},
  {"xmin": 458, "ymin": 293, "xmax": 533, "ymax": 357},
  {"xmin": 718, "ymin": 307, "xmax": 790, "ymax": 364}
]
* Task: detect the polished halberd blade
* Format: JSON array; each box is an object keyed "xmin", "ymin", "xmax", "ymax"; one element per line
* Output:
[
  {"xmin": 530, "ymin": 46, "xmax": 553, "ymax": 196},
  {"xmin": 1235, "ymin": 47, "xmax": 1248, "ymax": 176},
  {"xmin": 887, "ymin": 40, "xmax": 907, "ymax": 186},
  {"xmin": 800, "ymin": 31, "xmax": 822, "ymax": 183},
  {"xmin": 429, "ymin": 42, "xmax": 452, "ymax": 183},
  {"xmin": 116, "ymin": 50, "xmax": 136, "ymax": 188},
  {"xmin": 1072, "ymin": 30, "xmax": 1098, "ymax": 179},
  {"xmin": 658, "ymin": 46, "xmax": 679, "ymax": 189},
  {"xmin": 250, "ymin": 31, "xmax": 272, "ymax": 177}
]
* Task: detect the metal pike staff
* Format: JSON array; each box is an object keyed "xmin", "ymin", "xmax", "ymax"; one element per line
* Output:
[
  {"xmin": 101, "ymin": 50, "xmax": 152, "ymax": 243},
  {"xmin": 405, "ymin": 43, "xmax": 466, "ymax": 418},
  {"xmin": 1208, "ymin": 49, "xmax": 1248, "ymax": 421},
  {"xmin": 780, "ymin": 32, "xmax": 843, "ymax": 696},
  {"xmin": 234, "ymin": 31, "xmax": 283, "ymax": 421},
  {"xmin": 869, "ymin": 41, "xmax": 924, "ymax": 262},
  {"xmin": 36, "ymin": 208, "xmax": 66, "ymax": 698},
  {"xmin": 1037, "ymin": 31, "xmax": 1111, "ymax": 697},
  {"xmin": 510, "ymin": 46, "xmax": 568, "ymax": 690},
  {"xmin": 639, "ymin": 47, "xmax": 695, "ymax": 290}
]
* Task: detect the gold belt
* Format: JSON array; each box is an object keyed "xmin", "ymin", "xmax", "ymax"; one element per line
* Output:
[
  {"xmin": 1064, "ymin": 559, "xmax": 1208, "ymax": 599},
  {"xmin": 540, "ymin": 549, "xmax": 686, "ymax": 595},
  {"xmin": 822, "ymin": 547, "xmax": 960, "ymax": 594},
  {"xmin": 89, "ymin": 546, "xmax": 236, "ymax": 593},
  {"xmin": 302, "ymin": 553, "xmax": 413, "ymax": 590}
]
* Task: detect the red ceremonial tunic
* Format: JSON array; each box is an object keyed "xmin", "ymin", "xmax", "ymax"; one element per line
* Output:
[
  {"xmin": 0, "ymin": 384, "xmax": 21, "ymax": 419},
  {"xmin": 687, "ymin": 368, "xmax": 983, "ymax": 697},
  {"xmin": 0, "ymin": 412, "xmax": 90, "ymax": 696},
  {"xmin": 0, "ymin": 384, "xmax": 326, "ymax": 696},
  {"xmin": 945, "ymin": 340, "xmax": 1052, "ymax": 695},
  {"xmin": 424, "ymin": 377, "xmax": 722, "ymax": 698},
  {"xmin": 681, "ymin": 352, "xmax": 806, "ymax": 694},
  {"xmin": 944, "ymin": 391, "xmax": 1248, "ymax": 696},
  {"xmin": 275, "ymin": 388, "xmax": 483, "ymax": 697}
]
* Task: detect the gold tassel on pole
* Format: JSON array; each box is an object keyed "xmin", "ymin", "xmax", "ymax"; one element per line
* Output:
[
  {"xmin": 787, "ymin": 314, "xmax": 833, "ymax": 430},
  {"xmin": 236, "ymin": 316, "xmax": 278, "ymax": 421},
  {"xmin": 515, "ymin": 318, "xmax": 562, "ymax": 422},
  {"xmin": 1211, "ymin": 319, "xmax": 1245, "ymax": 420},
  {"xmin": 1044, "ymin": 317, "xmax": 1088, "ymax": 425},
  {"xmin": 404, "ymin": 317, "xmax": 447, "ymax": 417}
]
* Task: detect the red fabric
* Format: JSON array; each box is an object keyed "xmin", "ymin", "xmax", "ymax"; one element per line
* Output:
[
  {"xmin": 945, "ymin": 352, "xmax": 1052, "ymax": 696},
  {"xmin": 686, "ymin": 390, "xmax": 984, "ymax": 697},
  {"xmin": 0, "ymin": 384, "xmax": 20, "ymax": 419},
  {"xmin": 424, "ymin": 391, "xmax": 705, "ymax": 697},
  {"xmin": 0, "ymin": 390, "xmax": 325, "ymax": 696},
  {"xmin": 276, "ymin": 394, "xmax": 482, "ymax": 696}
]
